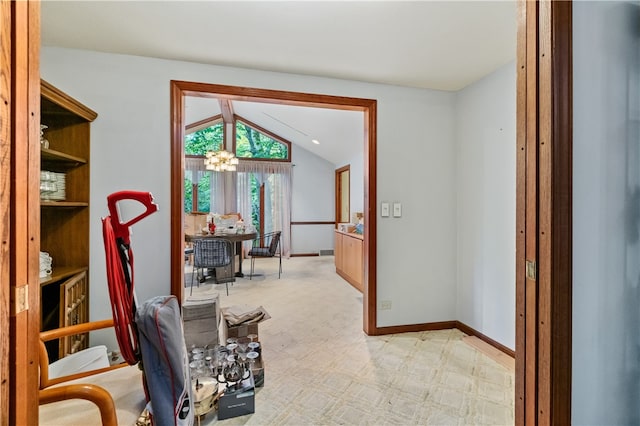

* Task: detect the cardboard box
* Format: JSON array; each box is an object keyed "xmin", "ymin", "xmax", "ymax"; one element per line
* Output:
[
  {"xmin": 185, "ymin": 212, "xmax": 208, "ymax": 236},
  {"xmin": 217, "ymin": 372, "xmax": 255, "ymax": 420},
  {"xmin": 219, "ymin": 305, "xmax": 270, "ymax": 343},
  {"xmin": 223, "ymin": 323, "xmax": 259, "ymax": 341},
  {"xmin": 251, "ymin": 356, "xmax": 264, "ymax": 388},
  {"xmin": 182, "ymin": 293, "xmax": 221, "ymax": 349}
]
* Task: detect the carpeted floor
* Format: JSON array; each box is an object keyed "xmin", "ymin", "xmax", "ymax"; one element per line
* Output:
[
  {"xmin": 40, "ymin": 256, "xmax": 514, "ymax": 425},
  {"xmin": 194, "ymin": 256, "xmax": 514, "ymax": 425}
]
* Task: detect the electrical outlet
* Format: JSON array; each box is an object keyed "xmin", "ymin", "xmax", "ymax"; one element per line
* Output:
[{"xmin": 379, "ymin": 300, "xmax": 392, "ymax": 310}]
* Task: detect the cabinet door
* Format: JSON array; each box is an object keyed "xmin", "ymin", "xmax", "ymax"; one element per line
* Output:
[
  {"xmin": 343, "ymin": 236, "xmax": 356, "ymax": 279},
  {"xmin": 335, "ymin": 232, "xmax": 343, "ymax": 271},
  {"xmin": 342, "ymin": 236, "xmax": 363, "ymax": 292},
  {"xmin": 352, "ymin": 238, "xmax": 363, "ymax": 289},
  {"xmin": 58, "ymin": 270, "xmax": 89, "ymax": 357}
]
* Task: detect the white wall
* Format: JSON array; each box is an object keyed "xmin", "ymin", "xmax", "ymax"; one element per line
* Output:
[
  {"xmin": 291, "ymin": 145, "xmax": 335, "ymax": 254},
  {"xmin": 573, "ymin": 2, "xmax": 640, "ymax": 424},
  {"xmin": 455, "ymin": 61, "xmax": 516, "ymax": 350},
  {"xmin": 41, "ymin": 47, "xmax": 458, "ymax": 346}
]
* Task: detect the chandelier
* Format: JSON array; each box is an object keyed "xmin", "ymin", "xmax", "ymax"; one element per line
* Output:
[{"xmin": 204, "ymin": 150, "xmax": 239, "ymax": 172}]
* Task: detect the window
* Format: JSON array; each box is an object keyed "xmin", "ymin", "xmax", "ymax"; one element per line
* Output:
[
  {"xmin": 235, "ymin": 119, "xmax": 290, "ymax": 161},
  {"xmin": 233, "ymin": 119, "xmax": 292, "ymax": 234},
  {"xmin": 182, "ymin": 115, "xmax": 293, "ymax": 257},
  {"xmin": 185, "ymin": 120, "xmax": 224, "ymax": 155},
  {"xmin": 184, "ymin": 120, "xmax": 223, "ymax": 212}
]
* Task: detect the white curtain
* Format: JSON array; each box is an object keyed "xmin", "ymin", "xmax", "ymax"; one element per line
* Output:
[
  {"xmin": 237, "ymin": 160, "xmax": 292, "ymax": 257},
  {"xmin": 185, "ymin": 157, "xmax": 292, "ymax": 257},
  {"xmin": 185, "ymin": 157, "xmax": 231, "ymax": 213}
]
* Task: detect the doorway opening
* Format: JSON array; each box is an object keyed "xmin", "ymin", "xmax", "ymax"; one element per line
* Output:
[{"xmin": 169, "ymin": 81, "xmax": 378, "ymax": 334}]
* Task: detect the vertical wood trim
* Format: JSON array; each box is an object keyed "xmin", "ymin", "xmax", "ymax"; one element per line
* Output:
[
  {"xmin": 363, "ymin": 103, "xmax": 377, "ymax": 335},
  {"xmin": 170, "ymin": 82, "xmax": 185, "ymax": 305},
  {"xmin": 515, "ymin": 0, "xmax": 528, "ymax": 423},
  {"xmin": 538, "ymin": 1, "xmax": 573, "ymax": 424},
  {"xmin": 191, "ymin": 182, "xmax": 198, "ymax": 212},
  {"xmin": 259, "ymin": 183, "xmax": 265, "ymax": 236},
  {"xmin": 219, "ymin": 98, "xmax": 234, "ymax": 124},
  {"xmin": 27, "ymin": 0, "xmax": 41, "ymax": 414},
  {"xmin": 0, "ymin": 2, "xmax": 11, "ymax": 422},
  {"xmin": 517, "ymin": 1, "xmax": 573, "ymax": 425},
  {"xmin": 9, "ymin": 0, "xmax": 40, "ymax": 423},
  {"xmin": 537, "ymin": 1, "xmax": 552, "ymax": 422},
  {"xmin": 335, "ymin": 164, "xmax": 350, "ymax": 227},
  {"xmin": 549, "ymin": 3, "xmax": 572, "ymax": 421},
  {"xmin": 524, "ymin": 1, "xmax": 540, "ymax": 424},
  {"xmin": 230, "ymin": 118, "xmax": 235, "ymax": 154}
]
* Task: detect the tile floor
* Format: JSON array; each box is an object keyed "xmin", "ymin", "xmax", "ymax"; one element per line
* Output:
[{"xmin": 40, "ymin": 256, "xmax": 514, "ymax": 425}]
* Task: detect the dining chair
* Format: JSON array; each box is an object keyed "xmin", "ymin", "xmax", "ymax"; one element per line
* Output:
[
  {"xmin": 248, "ymin": 231, "xmax": 282, "ymax": 280},
  {"xmin": 38, "ymin": 319, "xmax": 128, "ymax": 426},
  {"xmin": 191, "ymin": 238, "xmax": 235, "ymax": 295}
]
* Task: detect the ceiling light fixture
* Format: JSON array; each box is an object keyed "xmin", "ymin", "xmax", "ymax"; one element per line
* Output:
[
  {"xmin": 204, "ymin": 149, "xmax": 239, "ymax": 172},
  {"xmin": 312, "ymin": 139, "xmax": 320, "ymax": 145}
]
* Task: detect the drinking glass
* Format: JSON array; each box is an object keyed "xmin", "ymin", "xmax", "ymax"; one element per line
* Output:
[
  {"xmin": 237, "ymin": 337, "xmax": 250, "ymax": 354},
  {"xmin": 247, "ymin": 351, "xmax": 259, "ymax": 368},
  {"xmin": 226, "ymin": 343, "xmax": 238, "ymax": 355},
  {"xmin": 248, "ymin": 341, "xmax": 260, "ymax": 354}
]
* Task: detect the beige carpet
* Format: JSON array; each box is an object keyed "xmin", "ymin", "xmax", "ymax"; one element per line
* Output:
[{"xmin": 40, "ymin": 256, "xmax": 514, "ymax": 425}]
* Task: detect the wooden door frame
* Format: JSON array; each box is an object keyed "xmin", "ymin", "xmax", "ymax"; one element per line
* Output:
[
  {"xmin": 335, "ymin": 164, "xmax": 350, "ymax": 226},
  {"xmin": 516, "ymin": 1, "xmax": 573, "ymax": 424},
  {"xmin": 4, "ymin": 0, "xmax": 41, "ymax": 423},
  {"xmin": 170, "ymin": 81, "xmax": 378, "ymax": 334}
]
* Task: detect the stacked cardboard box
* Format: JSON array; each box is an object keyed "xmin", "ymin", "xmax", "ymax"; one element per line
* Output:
[{"xmin": 182, "ymin": 293, "xmax": 221, "ymax": 349}]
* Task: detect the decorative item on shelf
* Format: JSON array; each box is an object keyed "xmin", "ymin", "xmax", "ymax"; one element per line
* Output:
[
  {"xmin": 39, "ymin": 251, "xmax": 52, "ymax": 278},
  {"xmin": 40, "ymin": 124, "xmax": 49, "ymax": 149},
  {"xmin": 40, "ymin": 170, "xmax": 66, "ymax": 201},
  {"xmin": 49, "ymin": 172, "xmax": 66, "ymax": 201},
  {"xmin": 204, "ymin": 150, "xmax": 239, "ymax": 172},
  {"xmin": 40, "ymin": 170, "xmax": 57, "ymax": 201}
]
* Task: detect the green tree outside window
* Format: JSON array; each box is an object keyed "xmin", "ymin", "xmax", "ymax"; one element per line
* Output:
[{"xmin": 236, "ymin": 122, "xmax": 288, "ymax": 159}]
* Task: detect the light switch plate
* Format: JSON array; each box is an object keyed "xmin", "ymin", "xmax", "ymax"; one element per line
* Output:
[
  {"xmin": 393, "ymin": 203, "xmax": 402, "ymax": 217},
  {"xmin": 381, "ymin": 202, "xmax": 390, "ymax": 217}
]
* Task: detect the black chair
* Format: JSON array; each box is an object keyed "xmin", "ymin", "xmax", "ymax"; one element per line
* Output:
[
  {"xmin": 191, "ymin": 238, "xmax": 235, "ymax": 295},
  {"xmin": 248, "ymin": 231, "xmax": 282, "ymax": 280}
]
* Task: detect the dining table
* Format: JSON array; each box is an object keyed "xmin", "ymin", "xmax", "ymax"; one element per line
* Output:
[{"xmin": 185, "ymin": 231, "xmax": 257, "ymax": 277}]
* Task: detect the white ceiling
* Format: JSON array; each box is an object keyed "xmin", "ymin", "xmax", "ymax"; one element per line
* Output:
[{"xmin": 41, "ymin": 1, "xmax": 516, "ymax": 166}]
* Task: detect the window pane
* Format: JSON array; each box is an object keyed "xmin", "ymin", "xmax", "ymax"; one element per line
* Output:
[
  {"xmin": 250, "ymin": 174, "xmax": 260, "ymax": 234},
  {"xmin": 184, "ymin": 176, "xmax": 193, "ymax": 213},
  {"xmin": 196, "ymin": 172, "xmax": 211, "ymax": 213},
  {"xmin": 185, "ymin": 123, "xmax": 224, "ymax": 155},
  {"xmin": 235, "ymin": 122, "xmax": 288, "ymax": 159}
]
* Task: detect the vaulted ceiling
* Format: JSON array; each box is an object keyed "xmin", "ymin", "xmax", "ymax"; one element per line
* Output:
[{"xmin": 42, "ymin": 1, "xmax": 516, "ymax": 166}]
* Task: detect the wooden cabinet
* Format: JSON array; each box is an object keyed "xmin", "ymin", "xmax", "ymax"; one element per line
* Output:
[
  {"xmin": 334, "ymin": 230, "xmax": 364, "ymax": 292},
  {"xmin": 40, "ymin": 80, "xmax": 97, "ymax": 360}
]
